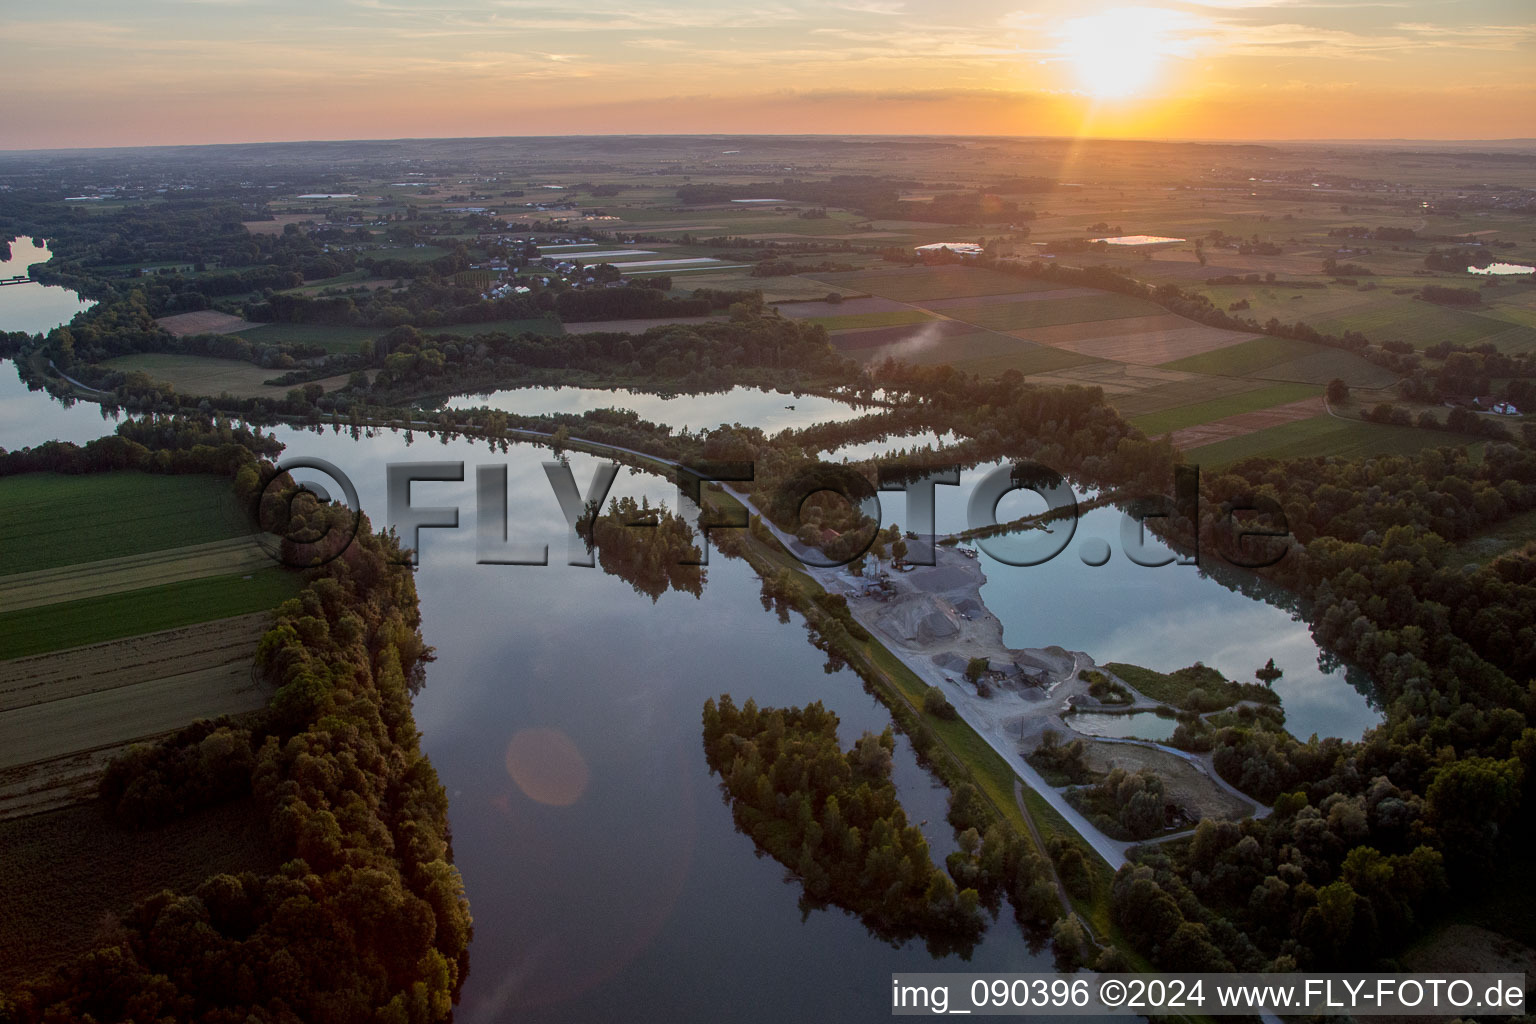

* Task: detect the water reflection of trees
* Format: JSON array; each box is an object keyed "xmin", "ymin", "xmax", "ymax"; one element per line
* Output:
[{"xmin": 581, "ymin": 495, "xmax": 705, "ymax": 602}]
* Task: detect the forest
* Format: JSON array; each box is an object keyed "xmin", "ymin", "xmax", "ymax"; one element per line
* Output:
[{"xmin": 700, "ymin": 696, "xmax": 986, "ymax": 950}]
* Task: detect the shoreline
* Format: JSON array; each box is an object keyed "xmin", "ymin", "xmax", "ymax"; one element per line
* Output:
[{"xmin": 749, "ymin": 522, "xmax": 1264, "ymax": 867}]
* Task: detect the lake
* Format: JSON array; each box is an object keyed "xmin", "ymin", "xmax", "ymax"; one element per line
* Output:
[
  {"xmin": 236, "ymin": 425, "xmax": 1066, "ymax": 1022},
  {"xmin": 0, "ymin": 237, "xmax": 95, "ymax": 335},
  {"xmin": 823, "ymin": 430, "xmax": 961, "ymax": 462},
  {"xmin": 0, "ymin": 384, "xmax": 1056, "ymax": 1020},
  {"xmin": 1066, "ymin": 711, "xmax": 1179, "ymax": 742},
  {"xmin": 442, "ymin": 384, "xmax": 872, "ymax": 435},
  {"xmin": 0, "ymin": 361, "xmax": 133, "ymax": 449},
  {"xmin": 916, "ymin": 462, "xmax": 1382, "ymax": 743},
  {"xmin": 0, "ymin": 354, "xmax": 1384, "ymax": 1019}
]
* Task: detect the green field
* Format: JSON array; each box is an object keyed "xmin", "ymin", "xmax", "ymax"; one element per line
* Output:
[
  {"xmin": 1190, "ymin": 416, "xmax": 1467, "ymax": 467},
  {"xmin": 1310, "ymin": 300, "xmax": 1535, "ymax": 352},
  {"xmin": 1161, "ymin": 335, "xmax": 1400, "ymax": 387},
  {"xmin": 354, "ymin": 244, "xmax": 450, "ymax": 263},
  {"xmin": 946, "ymin": 292, "xmax": 1163, "ymax": 332},
  {"xmin": 1129, "ymin": 383, "xmax": 1322, "ymax": 436},
  {"xmin": 1108, "ymin": 376, "xmax": 1268, "ymax": 420},
  {"xmin": 806, "ymin": 309, "xmax": 940, "ymax": 331},
  {"xmin": 809, "ymin": 267, "xmax": 1054, "ymax": 303},
  {"xmin": 1480, "ymin": 304, "xmax": 1536, "ymax": 330},
  {"xmin": 0, "ymin": 568, "xmax": 299, "ymax": 659},
  {"xmin": 0, "ymin": 472, "xmax": 250, "ymax": 576},
  {"xmin": 236, "ymin": 322, "xmax": 383, "ymax": 354},
  {"xmin": 838, "ymin": 327, "xmax": 1100, "ymax": 377}
]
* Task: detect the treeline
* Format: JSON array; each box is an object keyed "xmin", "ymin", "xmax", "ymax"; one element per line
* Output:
[
  {"xmin": 0, "ymin": 416, "xmax": 271, "ymax": 478},
  {"xmin": 1419, "ymin": 284, "xmax": 1482, "ymax": 307},
  {"xmin": 249, "ymin": 277, "xmax": 752, "ymax": 330},
  {"xmin": 1359, "ymin": 402, "xmax": 1515, "ymax": 441},
  {"xmin": 1424, "ymin": 248, "xmax": 1498, "ymax": 272},
  {"xmin": 701, "ymin": 696, "xmax": 985, "ymax": 949},
  {"xmin": 361, "ymin": 305, "xmax": 847, "ymax": 402},
  {"xmin": 1328, "ymin": 226, "xmax": 1418, "ymax": 242},
  {"xmin": 1114, "ymin": 789, "xmax": 1452, "ymax": 971}
]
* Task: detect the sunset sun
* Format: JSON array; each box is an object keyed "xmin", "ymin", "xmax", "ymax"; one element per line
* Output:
[{"xmin": 1058, "ymin": 7, "xmax": 1195, "ymax": 100}]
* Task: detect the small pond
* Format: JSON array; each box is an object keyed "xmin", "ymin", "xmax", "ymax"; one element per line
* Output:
[{"xmin": 1066, "ymin": 710, "xmax": 1179, "ymax": 742}]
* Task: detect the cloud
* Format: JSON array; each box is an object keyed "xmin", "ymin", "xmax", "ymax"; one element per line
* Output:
[{"xmin": 830, "ymin": 0, "xmax": 906, "ymax": 13}]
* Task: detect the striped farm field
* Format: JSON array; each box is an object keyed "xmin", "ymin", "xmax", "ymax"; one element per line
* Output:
[
  {"xmin": 805, "ymin": 309, "xmax": 940, "ymax": 331},
  {"xmin": 1309, "ymin": 299, "xmax": 1536, "ymax": 352},
  {"xmin": 941, "ymin": 292, "xmax": 1162, "ymax": 332},
  {"xmin": 1168, "ymin": 397, "xmax": 1327, "ymax": 449},
  {"xmin": 1013, "ymin": 314, "xmax": 1259, "ymax": 366},
  {"xmin": 1108, "ymin": 375, "xmax": 1269, "ymax": 420},
  {"xmin": 0, "ymin": 567, "xmax": 300, "ymax": 660},
  {"xmin": 1160, "ymin": 335, "xmax": 1400, "ymax": 388},
  {"xmin": 1129, "ymin": 383, "xmax": 1322, "ymax": 436},
  {"xmin": 0, "ymin": 472, "xmax": 249, "ymax": 577},
  {"xmin": 1189, "ymin": 416, "xmax": 1469, "ymax": 467},
  {"xmin": 0, "ymin": 611, "xmax": 272, "ymax": 715},
  {"xmin": 808, "ymin": 266, "xmax": 1054, "ymax": 303},
  {"xmin": 946, "ymin": 340, "xmax": 1101, "ymax": 377},
  {"xmin": 0, "ymin": 535, "xmax": 275, "ymax": 614},
  {"xmin": 837, "ymin": 322, "xmax": 1099, "ymax": 376}
]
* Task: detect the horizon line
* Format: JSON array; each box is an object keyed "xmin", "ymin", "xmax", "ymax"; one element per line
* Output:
[{"xmin": 3, "ymin": 131, "xmax": 1536, "ymax": 157}]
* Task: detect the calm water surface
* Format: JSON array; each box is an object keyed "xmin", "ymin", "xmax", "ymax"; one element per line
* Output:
[
  {"xmin": 0, "ymin": 386, "xmax": 1057, "ymax": 1020},
  {"xmin": 1066, "ymin": 711, "xmax": 1179, "ymax": 742},
  {"xmin": 443, "ymin": 384, "xmax": 870, "ymax": 435},
  {"xmin": 918, "ymin": 462, "xmax": 1381, "ymax": 742},
  {"xmin": 0, "ymin": 349, "xmax": 1384, "ymax": 1020},
  {"xmin": 0, "ymin": 237, "xmax": 95, "ymax": 335}
]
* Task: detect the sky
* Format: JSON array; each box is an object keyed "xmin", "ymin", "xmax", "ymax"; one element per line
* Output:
[{"xmin": 1, "ymin": 0, "xmax": 1533, "ymax": 149}]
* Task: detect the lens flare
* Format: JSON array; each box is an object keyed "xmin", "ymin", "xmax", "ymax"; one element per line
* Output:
[{"xmin": 505, "ymin": 727, "xmax": 591, "ymax": 807}]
